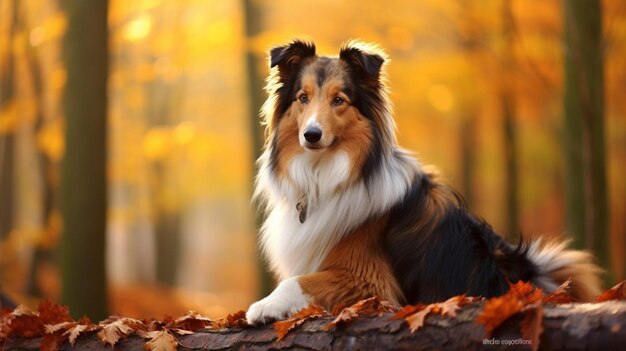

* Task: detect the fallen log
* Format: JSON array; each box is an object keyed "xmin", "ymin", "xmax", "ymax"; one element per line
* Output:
[{"xmin": 5, "ymin": 301, "xmax": 626, "ymax": 350}]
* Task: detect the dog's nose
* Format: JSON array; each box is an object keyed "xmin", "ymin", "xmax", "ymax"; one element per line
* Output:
[{"xmin": 303, "ymin": 127, "xmax": 322, "ymax": 143}]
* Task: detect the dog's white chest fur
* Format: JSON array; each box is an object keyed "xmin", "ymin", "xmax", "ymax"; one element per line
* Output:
[{"xmin": 257, "ymin": 149, "xmax": 418, "ymax": 280}]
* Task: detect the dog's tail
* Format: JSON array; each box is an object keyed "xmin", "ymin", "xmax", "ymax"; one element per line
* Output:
[{"xmin": 526, "ymin": 240, "xmax": 603, "ymax": 301}]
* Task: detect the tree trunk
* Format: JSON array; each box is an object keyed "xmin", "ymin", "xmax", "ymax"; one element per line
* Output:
[
  {"xmin": 501, "ymin": 0, "xmax": 519, "ymax": 240},
  {"xmin": 60, "ymin": 0, "xmax": 109, "ymax": 321},
  {"xmin": 242, "ymin": 0, "xmax": 275, "ymax": 298},
  {"xmin": 563, "ymin": 0, "xmax": 610, "ymax": 280},
  {"xmin": 6, "ymin": 301, "xmax": 626, "ymax": 350},
  {"xmin": 0, "ymin": 0, "xmax": 18, "ymax": 244}
]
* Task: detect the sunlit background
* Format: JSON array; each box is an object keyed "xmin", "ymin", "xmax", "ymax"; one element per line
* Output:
[{"xmin": 0, "ymin": 0, "xmax": 625, "ymax": 319}]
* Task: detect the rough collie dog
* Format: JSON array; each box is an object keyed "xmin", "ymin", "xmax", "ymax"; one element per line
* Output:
[{"xmin": 246, "ymin": 40, "xmax": 602, "ymax": 324}]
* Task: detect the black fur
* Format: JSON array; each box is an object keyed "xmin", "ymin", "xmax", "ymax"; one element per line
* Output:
[
  {"xmin": 385, "ymin": 174, "xmax": 538, "ymax": 304},
  {"xmin": 269, "ymin": 41, "xmax": 317, "ymax": 123}
]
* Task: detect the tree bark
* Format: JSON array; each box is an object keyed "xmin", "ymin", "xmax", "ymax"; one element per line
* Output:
[
  {"xmin": 60, "ymin": 0, "xmax": 109, "ymax": 321},
  {"xmin": 6, "ymin": 301, "xmax": 626, "ymax": 350},
  {"xmin": 563, "ymin": 0, "xmax": 610, "ymax": 280},
  {"xmin": 242, "ymin": 0, "xmax": 275, "ymax": 298}
]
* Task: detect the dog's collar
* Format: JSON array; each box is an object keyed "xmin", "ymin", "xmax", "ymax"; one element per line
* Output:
[{"xmin": 296, "ymin": 193, "xmax": 307, "ymax": 223}]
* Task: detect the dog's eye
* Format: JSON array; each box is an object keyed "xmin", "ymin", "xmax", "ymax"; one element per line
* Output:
[
  {"xmin": 298, "ymin": 94, "xmax": 309, "ymax": 104},
  {"xmin": 332, "ymin": 97, "xmax": 344, "ymax": 107}
]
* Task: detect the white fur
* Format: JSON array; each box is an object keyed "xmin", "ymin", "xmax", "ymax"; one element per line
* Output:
[
  {"xmin": 246, "ymin": 276, "xmax": 310, "ymax": 325},
  {"xmin": 526, "ymin": 239, "xmax": 582, "ymax": 292},
  {"xmin": 255, "ymin": 147, "xmax": 419, "ymax": 280}
]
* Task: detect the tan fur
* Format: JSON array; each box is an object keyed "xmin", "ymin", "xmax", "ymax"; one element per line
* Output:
[
  {"xmin": 298, "ymin": 215, "xmax": 403, "ymax": 310},
  {"xmin": 537, "ymin": 240, "xmax": 603, "ymax": 301},
  {"xmin": 412, "ymin": 171, "xmax": 460, "ymax": 235},
  {"xmin": 274, "ymin": 64, "xmax": 374, "ymax": 185}
]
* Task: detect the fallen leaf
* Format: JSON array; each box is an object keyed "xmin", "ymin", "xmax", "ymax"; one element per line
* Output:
[
  {"xmin": 508, "ymin": 281, "xmax": 543, "ymax": 305},
  {"xmin": 596, "ymin": 280, "xmax": 626, "ymax": 302},
  {"xmin": 406, "ymin": 305, "xmax": 434, "ymax": 332},
  {"xmin": 389, "ymin": 304, "xmax": 425, "ymax": 320},
  {"xmin": 542, "ymin": 279, "xmax": 575, "ymax": 304},
  {"xmin": 323, "ymin": 306, "xmax": 357, "ymax": 331},
  {"xmin": 38, "ymin": 300, "xmax": 72, "ymax": 326},
  {"xmin": 475, "ymin": 294, "xmax": 524, "ymax": 336},
  {"xmin": 521, "ymin": 304, "xmax": 543, "ymax": 351},
  {"xmin": 172, "ymin": 328, "xmax": 194, "ymax": 335},
  {"xmin": 392, "ymin": 295, "xmax": 466, "ymax": 333},
  {"xmin": 98, "ymin": 317, "xmax": 146, "ymax": 346},
  {"xmin": 169, "ymin": 311, "xmax": 212, "ymax": 332},
  {"xmin": 323, "ymin": 297, "xmax": 398, "ymax": 331},
  {"xmin": 212, "ymin": 310, "xmax": 247, "ymax": 329},
  {"xmin": 273, "ymin": 304, "xmax": 328, "ymax": 340},
  {"xmin": 5, "ymin": 305, "xmax": 43, "ymax": 338},
  {"xmin": 143, "ymin": 330, "xmax": 178, "ymax": 351}
]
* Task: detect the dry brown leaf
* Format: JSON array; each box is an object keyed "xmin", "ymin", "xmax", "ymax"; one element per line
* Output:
[
  {"xmin": 98, "ymin": 317, "xmax": 146, "ymax": 346},
  {"xmin": 212, "ymin": 310, "xmax": 248, "ymax": 329},
  {"xmin": 38, "ymin": 300, "xmax": 72, "ymax": 326},
  {"xmin": 143, "ymin": 330, "xmax": 178, "ymax": 351},
  {"xmin": 273, "ymin": 304, "xmax": 328, "ymax": 340},
  {"xmin": 172, "ymin": 328, "xmax": 194, "ymax": 335},
  {"xmin": 475, "ymin": 294, "xmax": 524, "ymax": 336},
  {"xmin": 170, "ymin": 311, "xmax": 212, "ymax": 332},
  {"xmin": 596, "ymin": 280, "xmax": 626, "ymax": 302}
]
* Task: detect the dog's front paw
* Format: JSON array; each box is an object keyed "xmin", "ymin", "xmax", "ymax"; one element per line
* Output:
[{"xmin": 246, "ymin": 277, "xmax": 310, "ymax": 325}]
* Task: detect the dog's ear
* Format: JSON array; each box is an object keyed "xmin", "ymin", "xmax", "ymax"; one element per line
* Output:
[
  {"xmin": 339, "ymin": 42, "xmax": 385, "ymax": 80},
  {"xmin": 269, "ymin": 40, "xmax": 316, "ymax": 78}
]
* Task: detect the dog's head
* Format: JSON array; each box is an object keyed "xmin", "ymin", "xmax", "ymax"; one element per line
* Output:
[{"xmin": 263, "ymin": 40, "xmax": 396, "ymax": 181}]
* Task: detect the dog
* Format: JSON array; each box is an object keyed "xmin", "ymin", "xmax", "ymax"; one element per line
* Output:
[{"xmin": 246, "ymin": 40, "xmax": 602, "ymax": 325}]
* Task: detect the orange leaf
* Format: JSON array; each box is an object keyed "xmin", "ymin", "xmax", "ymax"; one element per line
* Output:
[
  {"xmin": 393, "ymin": 295, "xmax": 467, "ymax": 333},
  {"xmin": 389, "ymin": 304, "xmax": 425, "ymax": 320},
  {"xmin": 323, "ymin": 305, "xmax": 357, "ymax": 331},
  {"xmin": 542, "ymin": 279, "xmax": 575, "ymax": 304},
  {"xmin": 595, "ymin": 281, "xmax": 626, "ymax": 302},
  {"xmin": 508, "ymin": 281, "xmax": 543, "ymax": 305},
  {"xmin": 521, "ymin": 304, "xmax": 543, "ymax": 351},
  {"xmin": 475, "ymin": 294, "xmax": 524, "ymax": 336},
  {"xmin": 406, "ymin": 305, "xmax": 434, "ymax": 332},
  {"xmin": 273, "ymin": 304, "xmax": 328, "ymax": 340}
]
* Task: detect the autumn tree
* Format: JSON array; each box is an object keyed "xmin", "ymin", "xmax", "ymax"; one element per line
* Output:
[
  {"xmin": 243, "ymin": 0, "xmax": 274, "ymax": 298},
  {"xmin": 563, "ymin": 0, "xmax": 611, "ymax": 280},
  {"xmin": 60, "ymin": 0, "xmax": 109, "ymax": 320},
  {"xmin": 0, "ymin": 0, "xmax": 17, "ymax": 254}
]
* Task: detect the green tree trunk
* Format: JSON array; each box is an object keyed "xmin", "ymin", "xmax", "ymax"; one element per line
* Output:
[
  {"xmin": 60, "ymin": 0, "xmax": 109, "ymax": 320},
  {"xmin": 242, "ymin": 0, "xmax": 274, "ymax": 298},
  {"xmin": 563, "ymin": 0, "xmax": 610, "ymax": 280}
]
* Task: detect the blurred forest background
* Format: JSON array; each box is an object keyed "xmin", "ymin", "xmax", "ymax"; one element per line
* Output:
[{"xmin": 0, "ymin": 0, "xmax": 625, "ymax": 321}]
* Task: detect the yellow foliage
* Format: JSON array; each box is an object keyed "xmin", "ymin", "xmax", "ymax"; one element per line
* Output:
[
  {"xmin": 0, "ymin": 99, "xmax": 19, "ymax": 134},
  {"xmin": 29, "ymin": 11, "xmax": 67, "ymax": 47},
  {"xmin": 427, "ymin": 84, "xmax": 455, "ymax": 113},
  {"xmin": 37, "ymin": 119, "xmax": 65, "ymax": 162},
  {"xmin": 174, "ymin": 122, "xmax": 196, "ymax": 146},
  {"xmin": 123, "ymin": 14, "xmax": 152, "ymax": 42},
  {"xmin": 142, "ymin": 126, "xmax": 172, "ymax": 161}
]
